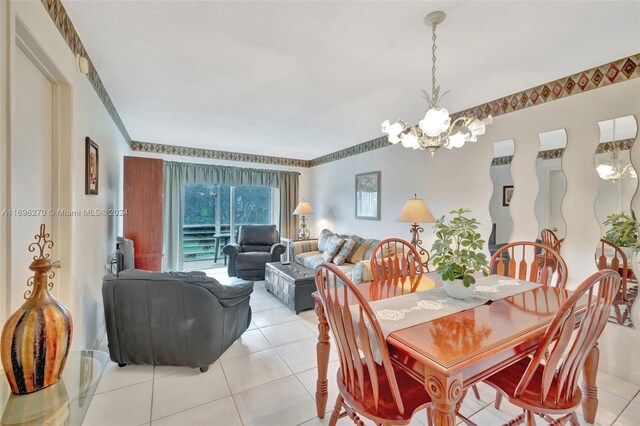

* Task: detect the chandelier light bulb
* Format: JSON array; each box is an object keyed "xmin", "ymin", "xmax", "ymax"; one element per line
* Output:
[{"xmin": 419, "ymin": 108, "xmax": 451, "ymax": 137}]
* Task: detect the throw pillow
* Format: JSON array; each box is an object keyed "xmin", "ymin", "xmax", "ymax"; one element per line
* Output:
[
  {"xmin": 347, "ymin": 239, "xmax": 380, "ymax": 264},
  {"xmin": 317, "ymin": 229, "xmax": 335, "ymax": 252},
  {"xmin": 322, "ymin": 235, "xmax": 345, "ymax": 262},
  {"xmin": 333, "ymin": 238, "xmax": 358, "ymax": 266}
]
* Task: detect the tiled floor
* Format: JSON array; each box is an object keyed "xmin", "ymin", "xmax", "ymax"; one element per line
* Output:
[{"xmin": 86, "ymin": 271, "xmax": 640, "ymax": 426}]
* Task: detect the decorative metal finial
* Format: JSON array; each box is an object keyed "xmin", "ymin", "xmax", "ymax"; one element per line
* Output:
[{"xmin": 28, "ymin": 224, "xmax": 54, "ymax": 261}]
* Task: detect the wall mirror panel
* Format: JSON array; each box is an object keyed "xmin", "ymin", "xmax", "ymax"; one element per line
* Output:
[
  {"xmin": 489, "ymin": 139, "xmax": 515, "ymax": 255},
  {"xmin": 535, "ymin": 129, "xmax": 567, "ymax": 250},
  {"xmin": 594, "ymin": 115, "xmax": 638, "ymax": 328}
]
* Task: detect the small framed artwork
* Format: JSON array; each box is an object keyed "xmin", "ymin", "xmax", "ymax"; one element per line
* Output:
[
  {"xmin": 502, "ymin": 185, "xmax": 513, "ymax": 207},
  {"xmin": 85, "ymin": 137, "xmax": 99, "ymax": 195},
  {"xmin": 355, "ymin": 171, "xmax": 381, "ymax": 220}
]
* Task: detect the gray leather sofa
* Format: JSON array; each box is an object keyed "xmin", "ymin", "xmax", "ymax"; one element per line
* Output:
[
  {"xmin": 102, "ymin": 269, "xmax": 253, "ymax": 372},
  {"xmin": 223, "ymin": 224, "xmax": 286, "ymax": 280}
]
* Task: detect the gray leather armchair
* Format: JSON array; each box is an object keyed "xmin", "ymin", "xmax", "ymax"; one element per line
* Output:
[
  {"xmin": 102, "ymin": 269, "xmax": 253, "ymax": 372},
  {"xmin": 223, "ymin": 224, "xmax": 286, "ymax": 280}
]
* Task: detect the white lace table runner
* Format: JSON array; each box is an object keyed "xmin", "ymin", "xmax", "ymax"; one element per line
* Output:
[{"xmin": 364, "ymin": 275, "xmax": 543, "ymax": 339}]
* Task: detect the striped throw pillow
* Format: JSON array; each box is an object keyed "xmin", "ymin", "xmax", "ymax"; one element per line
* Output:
[
  {"xmin": 322, "ymin": 235, "xmax": 345, "ymax": 262},
  {"xmin": 332, "ymin": 238, "xmax": 358, "ymax": 266},
  {"xmin": 318, "ymin": 229, "xmax": 335, "ymax": 252}
]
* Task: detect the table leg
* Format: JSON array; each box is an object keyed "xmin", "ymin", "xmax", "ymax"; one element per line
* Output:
[
  {"xmin": 315, "ymin": 299, "xmax": 331, "ymax": 418},
  {"xmin": 425, "ymin": 372, "xmax": 463, "ymax": 426},
  {"xmin": 582, "ymin": 343, "xmax": 600, "ymax": 424},
  {"xmin": 214, "ymin": 237, "xmax": 220, "ymax": 263}
]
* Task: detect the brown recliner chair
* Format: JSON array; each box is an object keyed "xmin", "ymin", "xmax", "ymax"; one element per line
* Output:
[{"xmin": 223, "ymin": 224, "xmax": 286, "ymax": 280}]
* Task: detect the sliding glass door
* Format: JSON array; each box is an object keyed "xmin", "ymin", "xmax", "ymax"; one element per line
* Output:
[{"xmin": 183, "ymin": 184, "xmax": 274, "ymax": 268}]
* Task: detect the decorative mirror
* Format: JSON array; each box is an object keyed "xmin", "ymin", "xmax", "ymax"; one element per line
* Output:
[
  {"xmin": 594, "ymin": 115, "xmax": 638, "ymax": 328},
  {"xmin": 489, "ymin": 139, "xmax": 515, "ymax": 255},
  {"xmin": 535, "ymin": 129, "xmax": 567, "ymax": 249}
]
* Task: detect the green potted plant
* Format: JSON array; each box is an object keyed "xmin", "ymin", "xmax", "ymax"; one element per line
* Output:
[
  {"xmin": 431, "ymin": 208, "xmax": 489, "ymax": 299},
  {"xmin": 603, "ymin": 211, "xmax": 640, "ymax": 280}
]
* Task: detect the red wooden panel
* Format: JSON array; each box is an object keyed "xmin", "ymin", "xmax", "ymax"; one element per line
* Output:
[{"xmin": 123, "ymin": 156, "xmax": 163, "ymax": 271}]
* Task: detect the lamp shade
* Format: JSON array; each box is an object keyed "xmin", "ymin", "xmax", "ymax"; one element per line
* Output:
[
  {"xmin": 293, "ymin": 201, "xmax": 314, "ymax": 216},
  {"xmin": 396, "ymin": 197, "xmax": 435, "ymax": 223}
]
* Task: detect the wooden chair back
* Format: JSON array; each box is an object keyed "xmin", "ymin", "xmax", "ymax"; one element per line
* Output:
[
  {"xmin": 314, "ymin": 262, "xmax": 405, "ymax": 415},
  {"xmin": 514, "ymin": 270, "xmax": 621, "ymax": 405},
  {"xmin": 541, "ymin": 228, "xmax": 563, "ymax": 252},
  {"xmin": 490, "ymin": 241, "xmax": 568, "ymax": 288},
  {"xmin": 597, "ymin": 239, "xmax": 629, "ymax": 301},
  {"xmin": 370, "ymin": 238, "xmax": 424, "ymax": 281}
]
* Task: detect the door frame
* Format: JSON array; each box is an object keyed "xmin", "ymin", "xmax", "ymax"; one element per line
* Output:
[{"xmin": 0, "ymin": 11, "xmax": 73, "ymax": 322}]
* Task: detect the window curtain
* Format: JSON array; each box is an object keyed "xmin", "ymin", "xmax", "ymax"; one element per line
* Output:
[
  {"xmin": 163, "ymin": 161, "xmax": 299, "ymax": 271},
  {"xmin": 278, "ymin": 171, "xmax": 299, "ymax": 239}
]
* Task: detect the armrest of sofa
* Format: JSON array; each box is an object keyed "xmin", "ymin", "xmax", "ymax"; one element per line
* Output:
[
  {"xmin": 223, "ymin": 244, "xmax": 243, "ymax": 277},
  {"xmin": 270, "ymin": 243, "xmax": 286, "ymax": 261},
  {"xmin": 289, "ymin": 240, "xmax": 319, "ymax": 261}
]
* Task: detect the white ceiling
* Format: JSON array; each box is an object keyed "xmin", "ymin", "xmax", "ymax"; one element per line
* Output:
[{"xmin": 62, "ymin": 1, "xmax": 640, "ymax": 160}]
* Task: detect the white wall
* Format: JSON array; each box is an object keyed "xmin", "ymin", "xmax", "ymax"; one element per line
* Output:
[
  {"xmin": 0, "ymin": 1, "xmax": 130, "ymax": 352},
  {"xmin": 310, "ymin": 78, "xmax": 640, "ymax": 383}
]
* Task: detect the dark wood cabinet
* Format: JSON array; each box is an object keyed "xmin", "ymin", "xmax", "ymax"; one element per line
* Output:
[{"xmin": 123, "ymin": 156, "xmax": 163, "ymax": 271}]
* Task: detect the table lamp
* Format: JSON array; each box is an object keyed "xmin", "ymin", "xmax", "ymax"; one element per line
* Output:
[
  {"xmin": 396, "ymin": 194, "xmax": 435, "ymax": 266},
  {"xmin": 293, "ymin": 201, "xmax": 313, "ymax": 240}
]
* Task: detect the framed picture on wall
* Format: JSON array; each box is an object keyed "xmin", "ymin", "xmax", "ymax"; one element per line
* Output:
[
  {"xmin": 85, "ymin": 137, "xmax": 99, "ymax": 195},
  {"xmin": 355, "ymin": 171, "xmax": 381, "ymax": 220},
  {"xmin": 502, "ymin": 185, "xmax": 513, "ymax": 207}
]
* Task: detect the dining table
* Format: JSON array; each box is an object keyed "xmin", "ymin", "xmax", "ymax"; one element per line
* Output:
[{"xmin": 312, "ymin": 273, "xmax": 601, "ymax": 425}]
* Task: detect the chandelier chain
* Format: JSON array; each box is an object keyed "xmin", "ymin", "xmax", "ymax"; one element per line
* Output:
[{"xmin": 432, "ymin": 22, "xmax": 437, "ymax": 106}]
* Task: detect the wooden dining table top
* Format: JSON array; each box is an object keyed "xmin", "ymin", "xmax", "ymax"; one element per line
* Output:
[{"xmin": 313, "ymin": 272, "xmax": 580, "ymax": 373}]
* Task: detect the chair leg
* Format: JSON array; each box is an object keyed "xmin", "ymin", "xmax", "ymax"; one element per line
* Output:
[
  {"xmin": 329, "ymin": 395, "xmax": 344, "ymax": 426},
  {"xmin": 495, "ymin": 392, "xmax": 503, "ymax": 409},
  {"xmin": 472, "ymin": 384, "xmax": 481, "ymax": 399},
  {"xmin": 426, "ymin": 405, "xmax": 433, "ymax": 426},
  {"xmin": 569, "ymin": 412, "xmax": 579, "ymax": 426},
  {"xmin": 525, "ymin": 410, "xmax": 536, "ymax": 426}
]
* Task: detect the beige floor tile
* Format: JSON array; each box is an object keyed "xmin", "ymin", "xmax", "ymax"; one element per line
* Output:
[
  {"xmin": 153, "ymin": 365, "xmax": 194, "ymax": 379},
  {"xmin": 151, "ymin": 396, "xmax": 242, "ymax": 426},
  {"xmin": 298, "ymin": 313, "xmax": 320, "ymax": 334},
  {"xmin": 614, "ymin": 398, "xmax": 640, "ymax": 426},
  {"xmin": 94, "ymin": 362, "xmax": 154, "ymax": 394},
  {"xmin": 261, "ymin": 321, "xmax": 315, "ymax": 347},
  {"xmin": 250, "ymin": 295, "xmax": 286, "ymax": 312},
  {"xmin": 221, "ymin": 349, "xmax": 292, "ymax": 393},
  {"xmin": 577, "ymin": 387, "xmax": 630, "ymax": 426},
  {"xmin": 233, "ymin": 376, "xmax": 317, "ymax": 425},
  {"xmin": 276, "ymin": 337, "xmax": 338, "ymax": 373},
  {"xmin": 152, "ymin": 362, "xmax": 230, "ymax": 420},
  {"xmin": 247, "ymin": 320, "xmax": 258, "ymax": 331},
  {"xmin": 253, "ymin": 307, "xmax": 299, "ymax": 328},
  {"xmin": 297, "ymin": 411, "xmax": 424, "ymax": 426},
  {"xmin": 221, "ymin": 329, "xmax": 273, "ymax": 360},
  {"xmin": 82, "ymin": 381, "xmax": 152, "ymax": 426},
  {"xmin": 467, "ymin": 404, "xmax": 510, "ymax": 425},
  {"xmin": 597, "ymin": 372, "xmax": 640, "ymax": 401}
]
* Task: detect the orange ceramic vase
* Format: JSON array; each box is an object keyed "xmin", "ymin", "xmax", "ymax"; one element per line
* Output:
[{"xmin": 1, "ymin": 224, "xmax": 73, "ymax": 394}]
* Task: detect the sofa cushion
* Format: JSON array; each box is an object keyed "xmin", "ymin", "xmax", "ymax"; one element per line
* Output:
[
  {"xmin": 317, "ymin": 229, "xmax": 335, "ymax": 253},
  {"xmin": 347, "ymin": 238, "xmax": 380, "ymax": 264},
  {"xmin": 322, "ymin": 235, "xmax": 345, "ymax": 262},
  {"xmin": 333, "ymin": 238, "xmax": 358, "ymax": 266},
  {"xmin": 240, "ymin": 244, "xmax": 271, "ymax": 253},
  {"xmin": 236, "ymin": 252, "xmax": 273, "ymax": 270}
]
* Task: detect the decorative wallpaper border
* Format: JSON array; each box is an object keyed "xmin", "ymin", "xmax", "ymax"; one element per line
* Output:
[
  {"xmin": 40, "ymin": 0, "xmax": 131, "ymax": 144},
  {"xmin": 130, "ymin": 141, "xmax": 311, "ymax": 168},
  {"xmin": 453, "ymin": 54, "xmax": 640, "ymax": 122},
  {"xmin": 40, "ymin": 0, "xmax": 639, "ymax": 169},
  {"xmin": 491, "ymin": 138, "xmax": 634, "ymax": 166}
]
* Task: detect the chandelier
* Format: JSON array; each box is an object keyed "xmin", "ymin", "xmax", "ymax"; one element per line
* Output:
[
  {"xmin": 381, "ymin": 11, "xmax": 492, "ymax": 156},
  {"xmin": 596, "ymin": 118, "xmax": 633, "ymax": 182}
]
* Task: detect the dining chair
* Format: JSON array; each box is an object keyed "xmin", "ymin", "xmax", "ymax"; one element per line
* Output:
[
  {"xmin": 541, "ymin": 228, "xmax": 564, "ymax": 252},
  {"xmin": 597, "ymin": 239, "xmax": 631, "ymax": 325},
  {"xmin": 490, "ymin": 241, "xmax": 568, "ymax": 288},
  {"xmin": 370, "ymin": 238, "xmax": 425, "ymax": 282},
  {"xmin": 482, "ymin": 269, "xmax": 621, "ymax": 426},
  {"xmin": 315, "ymin": 262, "xmax": 433, "ymax": 426}
]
